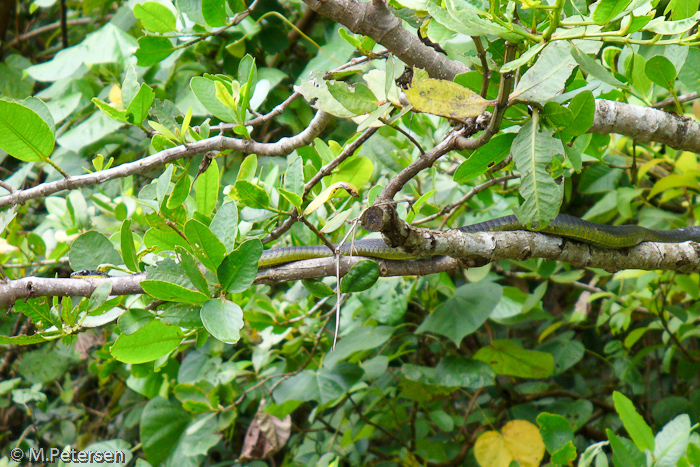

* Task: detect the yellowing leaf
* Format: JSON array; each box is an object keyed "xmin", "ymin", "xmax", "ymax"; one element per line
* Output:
[
  {"xmin": 648, "ymin": 173, "xmax": 700, "ymax": 198},
  {"xmin": 303, "ymin": 182, "xmax": 359, "ymax": 216},
  {"xmin": 520, "ymin": 0, "xmax": 542, "ymax": 8},
  {"xmin": 404, "ymin": 79, "xmax": 490, "ymax": 120},
  {"xmin": 109, "ymin": 84, "xmax": 123, "ymax": 108},
  {"xmin": 474, "ymin": 420, "xmax": 545, "ymax": 467},
  {"xmin": 215, "ymin": 81, "xmax": 238, "ymax": 110}
]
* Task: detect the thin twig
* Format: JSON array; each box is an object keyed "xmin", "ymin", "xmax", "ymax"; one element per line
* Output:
[
  {"xmin": 652, "ymin": 91, "xmax": 700, "ymax": 109},
  {"xmin": 472, "ymin": 36, "xmax": 491, "ymax": 98},
  {"xmin": 380, "ymin": 117, "xmax": 424, "ymax": 154},
  {"xmin": 261, "ymin": 127, "xmax": 378, "ymax": 244},
  {"xmin": 2, "ymin": 257, "xmax": 70, "ymax": 269},
  {"xmin": 413, "ymin": 174, "xmax": 518, "ymax": 226}
]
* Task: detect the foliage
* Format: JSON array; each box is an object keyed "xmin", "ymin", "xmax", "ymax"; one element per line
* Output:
[{"xmin": 1, "ymin": 0, "xmax": 700, "ymax": 465}]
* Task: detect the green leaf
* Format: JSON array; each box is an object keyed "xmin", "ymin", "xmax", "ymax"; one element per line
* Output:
[
  {"xmin": 202, "ymin": 0, "xmax": 227, "ymax": 27},
  {"xmin": 593, "ymin": 0, "xmax": 632, "ymax": 24},
  {"xmin": 607, "ymin": 429, "xmax": 646, "ymax": 467},
  {"xmin": 136, "ymin": 36, "xmax": 176, "ymax": 67},
  {"xmin": 512, "ymin": 115, "xmax": 565, "ymax": 226},
  {"xmin": 537, "ymin": 413, "xmax": 575, "ymax": 461},
  {"xmin": 340, "ymin": 260, "xmax": 380, "ymax": 293},
  {"xmin": 92, "ymin": 97, "xmax": 128, "ymax": 122},
  {"xmin": 69, "ymin": 231, "xmax": 123, "ymax": 271},
  {"xmin": 543, "ymin": 102, "xmax": 573, "ymax": 127},
  {"xmin": 441, "ymin": 0, "xmax": 513, "ymax": 37},
  {"xmin": 87, "ymin": 281, "xmax": 113, "ymax": 313},
  {"xmin": 570, "ymin": 44, "xmax": 624, "ymax": 87},
  {"xmin": 406, "ymin": 189, "xmax": 436, "ymax": 223},
  {"xmin": 167, "ymin": 174, "xmax": 192, "ymax": 209},
  {"xmin": 626, "ymin": 53, "xmax": 652, "ymax": 97},
  {"xmin": 613, "ymin": 391, "xmax": 655, "ymax": 452},
  {"xmin": 148, "ymin": 119, "xmax": 178, "ymax": 143},
  {"xmin": 402, "ymin": 356, "xmax": 495, "ymax": 388},
  {"xmin": 215, "ymin": 80, "xmax": 238, "ymax": 110},
  {"xmin": 654, "ymin": 414, "xmax": 690, "ymax": 467},
  {"xmin": 323, "ymin": 326, "xmax": 394, "ymax": 368},
  {"xmin": 111, "ymin": 319, "xmax": 184, "ymax": 363},
  {"xmin": 279, "ymin": 188, "xmax": 303, "ymax": 207},
  {"xmin": 645, "ymin": 55, "xmax": 677, "ymax": 91},
  {"xmin": 327, "ymin": 81, "xmax": 378, "ymax": 115},
  {"xmin": 539, "ymin": 339, "xmax": 585, "ymax": 375},
  {"xmin": 329, "ymin": 157, "xmax": 374, "ymax": 192},
  {"xmin": 679, "ymin": 48, "xmax": 700, "ymax": 89},
  {"xmin": 14, "ymin": 298, "xmax": 60, "ymax": 329},
  {"xmin": 237, "ymin": 154, "xmax": 257, "ymax": 181},
  {"xmin": 474, "ymin": 339, "xmax": 554, "ymax": 378},
  {"xmin": 512, "ymin": 41, "xmax": 580, "ymax": 103},
  {"xmin": 176, "ymin": 246, "xmax": 210, "ymax": 295},
  {"xmin": 200, "ymin": 298, "xmax": 244, "ymax": 344},
  {"xmin": 0, "ymin": 100, "xmax": 55, "ymax": 162},
  {"xmin": 209, "ymin": 201, "xmax": 238, "ymax": 253},
  {"xmin": 643, "ymin": 11, "xmax": 700, "ymax": 34},
  {"xmin": 191, "ymin": 76, "xmax": 237, "ymax": 122},
  {"xmin": 284, "ymin": 156, "xmax": 304, "ymax": 200},
  {"xmin": 141, "ymin": 280, "xmax": 209, "ymax": 304},
  {"xmin": 140, "ymin": 397, "xmax": 191, "ymax": 465},
  {"xmin": 302, "ymin": 278, "xmax": 336, "ymax": 297},
  {"xmin": 156, "ymin": 164, "xmax": 173, "ymax": 209},
  {"xmin": 121, "ymin": 219, "xmax": 139, "ymax": 273},
  {"xmin": 144, "ymin": 227, "xmax": 192, "ymax": 253},
  {"xmin": 184, "ymin": 219, "xmax": 227, "ymax": 272},
  {"xmin": 118, "ymin": 308, "xmax": 153, "ymax": 335},
  {"xmin": 273, "ymin": 362, "xmax": 364, "ymax": 404},
  {"xmin": 563, "ymin": 90, "xmax": 595, "ymax": 136},
  {"xmin": 234, "ymin": 180, "xmax": 271, "ymax": 209},
  {"xmin": 196, "ymin": 159, "xmax": 219, "ymax": 215},
  {"xmin": 454, "ymin": 133, "xmax": 516, "ymax": 184},
  {"xmin": 416, "ymin": 282, "xmax": 502, "ymax": 346},
  {"xmin": 126, "ymin": 83, "xmax": 155, "ymax": 125},
  {"xmin": 217, "ymin": 239, "xmax": 262, "ymax": 293},
  {"xmin": 134, "ymin": 2, "xmax": 176, "ymax": 32},
  {"xmin": 238, "ymin": 55, "xmax": 257, "ymax": 120}
]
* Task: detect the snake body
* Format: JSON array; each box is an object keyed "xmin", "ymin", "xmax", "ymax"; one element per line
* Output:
[{"xmin": 258, "ymin": 214, "xmax": 700, "ymax": 267}]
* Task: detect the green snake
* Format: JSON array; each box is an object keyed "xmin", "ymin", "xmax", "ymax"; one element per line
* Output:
[
  {"xmin": 70, "ymin": 214, "xmax": 700, "ymax": 276},
  {"xmin": 258, "ymin": 214, "xmax": 700, "ymax": 267}
]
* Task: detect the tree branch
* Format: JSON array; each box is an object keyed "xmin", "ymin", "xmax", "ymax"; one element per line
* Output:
[
  {"xmin": 590, "ymin": 99, "xmax": 700, "ymax": 153},
  {"xmin": 0, "ymin": 110, "xmax": 333, "ymax": 207},
  {"xmin": 301, "ymin": 0, "xmax": 468, "ymax": 80}
]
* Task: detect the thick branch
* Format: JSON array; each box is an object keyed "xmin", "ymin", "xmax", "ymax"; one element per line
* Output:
[
  {"xmin": 590, "ymin": 100, "xmax": 700, "ymax": 153},
  {"xmin": 0, "ymin": 275, "xmax": 145, "ymax": 309},
  {"xmin": 301, "ymin": 0, "xmax": 468, "ymax": 80},
  {"xmin": 5, "ymin": 230, "xmax": 700, "ymax": 306},
  {"xmin": 0, "ymin": 111, "xmax": 332, "ymax": 207}
]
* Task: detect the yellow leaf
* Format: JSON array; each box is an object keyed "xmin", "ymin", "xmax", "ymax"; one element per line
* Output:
[
  {"xmin": 303, "ymin": 182, "xmax": 359, "ymax": 216},
  {"xmin": 520, "ymin": 0, "xmax": 542, "ymax": 8},
  {"xmin": 109, "ymin": 84, "xmax": 123, "ymax": 108},
  {"xmin": 474, "ymin": 431, "xmax": 513, "ymax": 467},
  {"xmin": 501, "ymin": 420, "xmax": 546, "ymax": 467},
  {"xmin": 474, "ymin": 420, "xmax": 545, "ymax": 467},
  {"xmin": 648, "ymin": 173, "xmax": 700, "ymax": 198},
  {"xmin": 215, "ymin": 81, "xmax": 237, "ymax": 110},
  {"xmin": 404, "ymin": 79, "xmax": 490, "ymax": 120}
]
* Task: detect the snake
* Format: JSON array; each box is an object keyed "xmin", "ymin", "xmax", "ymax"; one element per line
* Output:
[
  {"xmin": 257, "ymin": 213, "xmax": 700, "ymax": 267},
  {"xmin": 70, "ymin": 214, "xmax": 700, "ymax": 276}
]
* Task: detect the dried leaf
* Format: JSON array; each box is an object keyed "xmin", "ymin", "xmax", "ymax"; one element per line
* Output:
[
  {"xmin": 240, "ymin": 410, "xmax": 292, "ymax": 460},
  {"xmin": 404, "ymin": 78, "xmax": 490, "ymax": 120}
]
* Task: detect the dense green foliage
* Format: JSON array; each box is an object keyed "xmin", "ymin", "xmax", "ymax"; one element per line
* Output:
[{"xmin": 1, "ymin": 0, "xmax": 700, "ymax": 465}]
